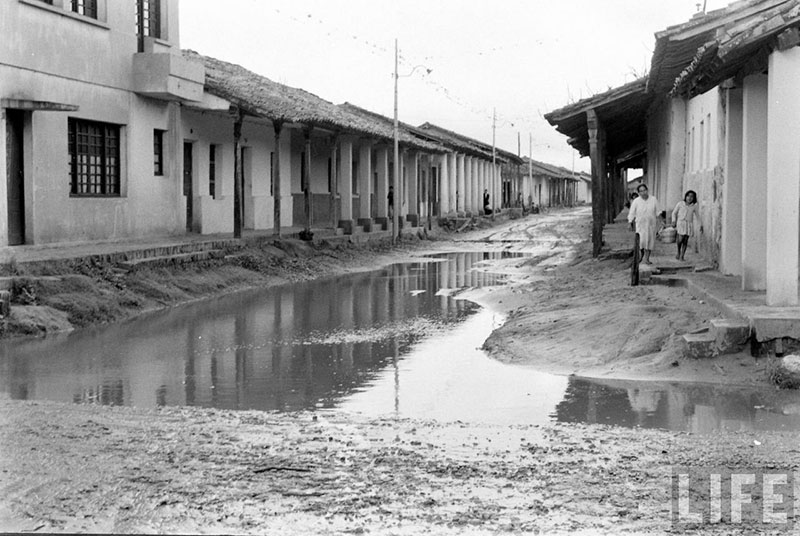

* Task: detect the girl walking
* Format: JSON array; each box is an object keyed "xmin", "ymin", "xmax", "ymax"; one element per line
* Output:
[{"xmin": 671, "ymin": 190, "xmax": 701, "ymax": 261}]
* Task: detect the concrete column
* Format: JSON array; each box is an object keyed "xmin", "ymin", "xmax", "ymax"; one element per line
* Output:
[
  {"xmin": 766, "ymin": 48, "xmax": 800, "ymax": 305},
  {"xmin": 456, "ymin": 153, "xmax": 465, "ymax": 215},
  {"xmin": 375, "ymin": 146, "xmax": 389, "ymax": 228},
  {"xmin": 168, "ymin": 102, "xmax": 186, "ymax": 233},
  {"xmin": 721, "ymin": 86, "xmax": 743, "ymax": 276},
  {"xmin": 406, "ymin": 151, "xmax": 419, "ymax": 226},
  {"xmin": 358, "ymin": 141, "xmax": 373, "ymax": 230},
  {"xmin": 475, "ymin": 159, "xmax": 483, "ymax": 212},
  {"xmin": 448, "ymin": 152, "xmax": 457, "ymax": 215},
  {"xmin": 464, "ymin": 156, "xmax": 473, "ymax": 215},
  {"xmin": 478, "ymin": 161, "xmax": 483, "ymax": 211},
  {"xmin": 741, "ymin": 74, "xmax": 768, "ymax": 291},
  {"xmin": 468, "ymin": 157, "xmax": 477, "ymax": 214},
  {"xmin": 399, "ymin": 148, "xmax": 407, "ymax": 223},
  {"xmin": 338, "ymin": 136, "xmax": 354, "ymax": 233},
  {"xmin": 495, "ymin": 164, "xmax": 502, "ymax": 213},
  {"xmin": 439, "ymin": 153, "xmax": 450, "ymax": 216},
  {"xmin": 420, "ymin": 154, "xmax": 429, "ymax": 219}
]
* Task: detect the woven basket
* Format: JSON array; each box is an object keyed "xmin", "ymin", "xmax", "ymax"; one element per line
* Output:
[{"xmin": 659, "ymin": 226, "xmax": 676, "ymax": 243}]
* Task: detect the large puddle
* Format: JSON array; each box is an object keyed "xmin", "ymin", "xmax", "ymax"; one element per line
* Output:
[{"xmin": 2, "ymin": 251, "xmax": 800, "ymax": 434}]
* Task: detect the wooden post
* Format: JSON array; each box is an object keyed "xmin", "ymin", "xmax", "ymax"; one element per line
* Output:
[
  {"xmin": 233, "ymin": 110, "xmax": 243, "ymax": 239},
  {"xmin": 302, "ymin": 126, "xmax": 313, "ymax": 239},
  {"xmin": 330, "ymin": 135, "xmax": 339, "ymax": 230},
  {"xmin": 587, "ymin": 108, "xmax": 603, "ymax": 257},
  {"xmin": 273, "ymin": 121, "xmax": 284, "ymax": 237},
  {"xmin": 631, "ymin": 232, "xmax": 641, "ymax": 286}
]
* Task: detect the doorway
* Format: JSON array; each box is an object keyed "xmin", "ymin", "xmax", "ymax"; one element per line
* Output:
[
  {"xmin": 183, "ymin": 141, "xmax": 193, "ymax": 232},
  {"xmin": 6, "ymin": 110, "xmax": 25, "ymax": 245}
]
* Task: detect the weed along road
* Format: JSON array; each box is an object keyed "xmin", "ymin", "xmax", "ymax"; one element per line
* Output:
[{"xmin": 2, "ymin": 208, "xmax": 800, "ymax": 534}]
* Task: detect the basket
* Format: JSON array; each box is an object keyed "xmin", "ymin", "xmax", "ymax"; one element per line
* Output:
[{"xmin": 659, "ymin": 226, "xmax": 676, "ymax": 243}]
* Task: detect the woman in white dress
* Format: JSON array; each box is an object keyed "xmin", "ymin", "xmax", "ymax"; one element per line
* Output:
[
  {"xmin": 671, "ymin": 190, "xmax": 701, "ymax": 261},
  {"xmin": 627, "ymin": 184, "xmax": 660, "ymax": 265}
]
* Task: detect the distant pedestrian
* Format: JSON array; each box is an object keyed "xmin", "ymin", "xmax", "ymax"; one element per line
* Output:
[
  {"xmin": 483, "ymin": 189, "xmax": 492, "ymax": 215},
  {"xmin": 671, "ymin": 190, "xmax": 701, "ymax": 261},
  {"xmin": 388, "ymin": 186, "xmax": 394, "ymax": 219},
  {"xmin": 627, "ymin": 184, "xmax": 660, "ymax": 265}
]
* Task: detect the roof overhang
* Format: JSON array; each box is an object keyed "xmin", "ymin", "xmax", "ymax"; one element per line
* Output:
[
  {"xmin": 1, "ymin": 98, "xmax": 79, "ymax": 112},
  {"xmin": 672, "ymin": 1, "xmax": 800, "ymax": 97},
  {"xmin": 544, "ymin": 77, "xmax": 649, "ymax": 161}
]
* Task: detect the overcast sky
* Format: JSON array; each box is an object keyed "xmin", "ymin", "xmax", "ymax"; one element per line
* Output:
[{"xmin": 180, "ymin": 0, "xmax": 731, "ymax": 173}]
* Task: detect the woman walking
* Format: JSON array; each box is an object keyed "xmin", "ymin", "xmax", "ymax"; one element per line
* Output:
[{"xmin": 627, "ymin": 184, "xmax": 660, "ymax": 265}]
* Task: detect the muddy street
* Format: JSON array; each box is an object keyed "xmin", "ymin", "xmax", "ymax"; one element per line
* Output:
[{"xmin": 3, "ymin": 208, "xmax": 800, "ymax": 534}]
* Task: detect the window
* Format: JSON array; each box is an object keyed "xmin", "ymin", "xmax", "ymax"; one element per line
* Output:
[
  {"xmin": 69, "ymin": 118, "xmax": 120, "ymax": 196},
  {"xmin": 71, "ymin": 0, "xmax": 97, "ymax": 18},
  {"xmin": 209, "ymin": 144, "xmax": 217, "ymax": 198},
  {"xmin": 153, "ymin": 129, "xmax": 164, "ymax": 176},
  {"xmin": 136, "ymin": 0, "xmax": 161, "ymax": 40}
]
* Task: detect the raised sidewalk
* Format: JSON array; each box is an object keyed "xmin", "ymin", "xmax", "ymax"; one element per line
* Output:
[{"xmin": 605, "ymin": 210, "xmax": 800, "ymax": 357}]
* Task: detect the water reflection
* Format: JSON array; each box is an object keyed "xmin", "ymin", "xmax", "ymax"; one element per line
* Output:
[
  {"xmin": 0, "ymin": 252, "xmax": 509, "ymax": 413},
  {"xmin": 554, "ymin": 377, "xmax": 800, "ymax": 433},
  {"xmin": 3, "ymin": 249, "xmax": 800, "ymax": 433}
]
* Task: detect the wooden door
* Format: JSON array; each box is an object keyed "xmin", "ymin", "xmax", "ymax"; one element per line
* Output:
[
  {"xmin": 183, "ymin": 142, "xmax": 193, "ymax": 231},
  {"xmin": 6, "ymin": 110, "xmax": 25, "ymax": 245}
]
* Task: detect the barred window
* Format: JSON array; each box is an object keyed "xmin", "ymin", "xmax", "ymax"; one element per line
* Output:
[
  {"xmin": 69, "ymin": 118, "xmax": 120, "ymax": 196},
  {"xmin": 154, "ymin": 129, "xmax": 164, "ymax": 176},
  {"xmin": 209, "ymin": 144, "xmax": 217, "ymax": 198},
  {"xmin": 71, "ymin": 0, "xmax": 97, "ymax": 19},
  {"xmin": 136, "ymin": 0, "xmax": 161, "ymax": 39}
]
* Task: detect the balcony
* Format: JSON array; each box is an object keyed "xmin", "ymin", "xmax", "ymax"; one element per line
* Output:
[{"xmin": 132, "ymin": 51, "xmax": 204, "ymax": 102}]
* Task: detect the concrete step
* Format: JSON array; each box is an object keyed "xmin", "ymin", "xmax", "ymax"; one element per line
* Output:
[
  {"xmin": 682, "ymin": 330, "xmax": 716, "ymax": 359},
  {"xmin": 710, "ymin": 318, "xmax": 750, "ymax": 354},
  {"xmin": 118, "ymin": 249, "xmax": 225, "ymax": 271}
]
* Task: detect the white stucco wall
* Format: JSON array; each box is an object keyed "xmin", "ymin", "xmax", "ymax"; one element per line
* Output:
[
  {"xmin": 648, "ymin": 89, "xmax": 723, "ymax": 264},
  {"xmin": 0, "ymin": 0, "xmax": 192, "ymax": 245},
  {"xmin": 683, "ymin": 87, "xmax": 723, "ymax": 263}
]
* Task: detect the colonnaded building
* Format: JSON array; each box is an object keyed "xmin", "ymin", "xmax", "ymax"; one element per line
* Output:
[{"xmin": 1, "ymin": 0, "xmax": 594, "ymax": 249}]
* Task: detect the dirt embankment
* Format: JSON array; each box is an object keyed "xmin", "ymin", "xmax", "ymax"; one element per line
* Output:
[
  {"xmin": 0, "ymin": 235, "xmax": 433, "ymax": 339},
  {"xmin": 458, "ymin": 210, "xmax": 766, "ymax": 385}
]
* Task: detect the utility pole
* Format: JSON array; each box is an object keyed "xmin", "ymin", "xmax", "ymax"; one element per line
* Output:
[
  {"xmin": 491, "ymin": 108, "xmax": 497, "ymax": 220},
  {"xmin": 528, "ymin": 133, "xmax": 533, "ymax": 211},
  {"xmin": 393, "ymin": 38, "xmax": 401, "ymax": 242}
]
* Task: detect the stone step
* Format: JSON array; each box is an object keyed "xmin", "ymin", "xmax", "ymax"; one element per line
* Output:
[
  {"xmin": 710, "ymin": 318, "xmax": 750, "ymax": 354},
  {"xmin": 117, "ymin": 249, "xmax": 225, "ymax": 271},
  {"xmin": 682, "ymin": 330, "xmax": 716, "ymax": 359}
]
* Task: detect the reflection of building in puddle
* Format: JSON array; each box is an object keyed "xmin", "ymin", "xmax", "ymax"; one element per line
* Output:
[
  {"xmin": 689, "ymin": 405, "xmax": 751, "ymax": 433},
  {"xmin": 0, "ymin": 252, "xmax": 503, "ymax": 414},
  {"xmin": 556, "ymin": 377, "xmax": 800, "ymax": 433},
  {"xmin": 626, "ymin": 388, "xmax": 660, "ymax": 412}
]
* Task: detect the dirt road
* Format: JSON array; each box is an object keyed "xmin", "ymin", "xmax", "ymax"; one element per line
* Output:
[{"xmin": 2, "ymin": 208, "xmax": 798, "ymax": 534}]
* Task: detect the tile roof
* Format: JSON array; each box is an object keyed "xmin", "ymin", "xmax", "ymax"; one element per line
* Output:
[{"xmin": 184, "ymin": 51, "xmax": 442, "ymax": 150}]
